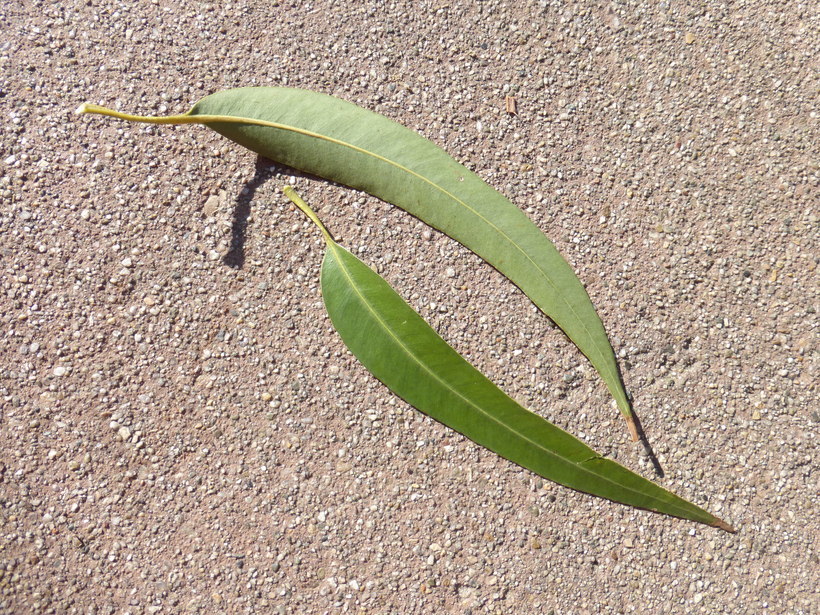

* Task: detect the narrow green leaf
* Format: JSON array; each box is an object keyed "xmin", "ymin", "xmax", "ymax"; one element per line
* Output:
[
  {"xmin": 283, "ymin": 187, "xmax": 733, "ymax": 532},
  {"xmin": 77, "ymin": 88, "xmax": 639, "ymax": 439}
]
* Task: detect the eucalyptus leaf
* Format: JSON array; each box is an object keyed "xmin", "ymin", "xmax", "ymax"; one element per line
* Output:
[
  {"xmin": 77, "ymin": 88, "xmax": 639, "ymax": 439},
  {"xmin": 283, "ymin": 186, "xmax": 733, "ymax": 532}
]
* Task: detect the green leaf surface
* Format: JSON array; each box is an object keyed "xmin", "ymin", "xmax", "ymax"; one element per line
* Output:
[
  {"xmin": 282, "ymin": 187, "xmax": 732, "ymax": 532},
  {"xmin": 77, "ymin": 88, "xmax": 638, "ymax": 439}
]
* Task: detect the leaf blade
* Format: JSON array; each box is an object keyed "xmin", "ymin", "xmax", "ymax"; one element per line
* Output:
[
  {"xmin": 187, "ymin": 87, "xmax": 637, "ymax": 436},
  {"xmin": 319, "ymin": 234, "xmax": 731, "ymax": 531}
]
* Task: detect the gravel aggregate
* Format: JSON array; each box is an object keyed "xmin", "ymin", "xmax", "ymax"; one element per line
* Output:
[{"xmin": 1, "ymin": 0, "xmax": 817, "ymax": 613}]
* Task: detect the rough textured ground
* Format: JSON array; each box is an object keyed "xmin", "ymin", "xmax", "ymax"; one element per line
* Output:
[{"xmin": 1, "ymin": 0, "xmax": 817, "ymax": 613}]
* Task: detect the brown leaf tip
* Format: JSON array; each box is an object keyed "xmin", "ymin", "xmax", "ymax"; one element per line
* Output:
[
  {"xmin": 713, "ymin": 518, "xmax": 736, "ymax": 533},
  {"xmin": 624, "ymin": 414, "xmax": 640, "ymax": 442}
]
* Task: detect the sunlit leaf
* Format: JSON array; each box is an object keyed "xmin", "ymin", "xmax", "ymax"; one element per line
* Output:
[
  {"xmin": 283, "ymin": 187, "xmax": 733, "ymax": 532},
  {"xmin": 78, "ymin": 88, "xmax": 639, "ymax": 438}
]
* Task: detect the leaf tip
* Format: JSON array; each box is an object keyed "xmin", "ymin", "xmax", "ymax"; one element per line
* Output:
[
  {"xmin": 713, "ymin": 518, "xmax": 736, "ymax": 533},
  {"xmin": 75, "ymin": 103, "xmax": 91, "ymax": 115},
  {"xmin": 621, "ymin": 413, "xmax": 639, "ymax": 442}
]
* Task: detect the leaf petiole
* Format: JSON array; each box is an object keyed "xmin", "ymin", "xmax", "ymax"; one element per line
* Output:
[{"xmin": 282, "ymin": 186, "xmax": 334, "ymax": 244}]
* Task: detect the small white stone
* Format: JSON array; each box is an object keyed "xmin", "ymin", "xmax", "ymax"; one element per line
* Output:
[
  {"xmin": 118, "ymin": 426, "xmax": 132, "ymax": 441},
  {"xmin": 53, "ymin": 366, "xmax": 67, "ymax": 377},
  {"xmin": 203, "ymin": 195, "xmax": 220, "ymax": 216}
]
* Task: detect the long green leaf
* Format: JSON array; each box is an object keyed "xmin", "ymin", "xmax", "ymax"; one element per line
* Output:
[
  {"xmin": 77, "ymin": 88, "xmax": 639, "ymax": 440},
  {"xmin": 283, "ymin": 187, "xmax": 733, "ymax": 532}
]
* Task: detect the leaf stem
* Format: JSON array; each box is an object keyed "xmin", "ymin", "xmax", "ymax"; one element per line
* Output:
[
  {"xmin": 282, "ymin": 186, "xmax": 334, "ymax": 243},
  {"xmin": 75, "ymin": 103, "xmax": 201, "ymax": 125}
]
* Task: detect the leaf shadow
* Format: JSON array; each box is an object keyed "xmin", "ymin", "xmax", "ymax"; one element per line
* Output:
[
  {"xmin": 630, "ymin": 410, "xmax": 665, "ymax": 478},
  {"xmin": 222, "ymin": 155, "xmax": 278, "ymax": 269},
  {"xmin": 607, "ymin": 360, "xmax": 665, "ymax": 477},
  {"xmin": 222, "ymin": 156, "xmax": 333, "ymax": 268}
]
